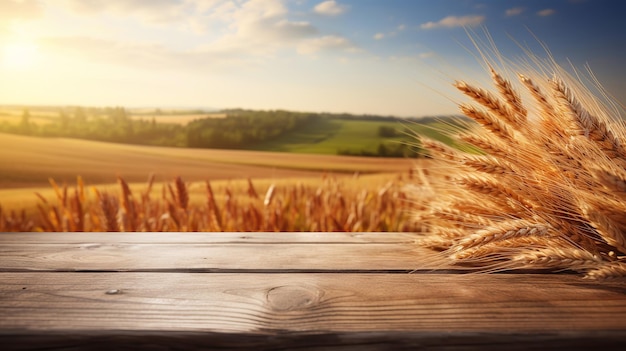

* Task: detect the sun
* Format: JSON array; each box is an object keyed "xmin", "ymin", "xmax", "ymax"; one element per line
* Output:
[{"xmin": 2, "ymin": 42, "xmax": 40, "ymax": 71}]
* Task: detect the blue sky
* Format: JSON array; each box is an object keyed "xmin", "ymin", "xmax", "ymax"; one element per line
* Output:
[{"xmin": 0, "ymin": 0, "xmax": 624, "ymax": 117}]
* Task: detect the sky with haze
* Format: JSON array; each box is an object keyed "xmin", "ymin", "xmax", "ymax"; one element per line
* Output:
[{"xmin": 1, "ymin": 0, "xmax": 625, "ymax": 117}]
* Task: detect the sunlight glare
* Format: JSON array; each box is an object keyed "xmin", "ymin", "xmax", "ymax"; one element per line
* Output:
[{"xmin": 2, "ymin": 42, "xmax": 40, "ymax": 71}]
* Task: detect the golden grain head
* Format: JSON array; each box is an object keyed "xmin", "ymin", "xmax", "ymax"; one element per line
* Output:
[
  {"xmin": 0, "ymin": 173, "xmax": 420, "ymax": 233},
  {"xmin": 415, "ymin": 44, "xmax": 626, "ymax": 280}
]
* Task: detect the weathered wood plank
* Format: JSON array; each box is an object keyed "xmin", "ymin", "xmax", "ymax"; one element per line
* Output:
[
  {"xmin": 2, "ymin": 273, "xmax": 625, "ymax": 331},
  {"xmin": 1, "ymin": 273, "xmax": 626, "ymax": 349},
  {"xmin": 0, "ymin": 232, "xmax": 441, "ymax": 272},
  {"xmin": 2, "ymin": 233, "xmax": 626, "ymax": 349},
  {"xmin": 0, "ymin": 232, "xmax": 418, "ymax": 244},
  {"xmin": 0, "ymin": 242, "xmax": 439, "ymax": 272}
]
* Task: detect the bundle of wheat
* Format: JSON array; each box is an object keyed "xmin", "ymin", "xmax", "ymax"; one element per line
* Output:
[{"xmin": 415, "ymin": 54, "xmax": 626, "ymax": 280}]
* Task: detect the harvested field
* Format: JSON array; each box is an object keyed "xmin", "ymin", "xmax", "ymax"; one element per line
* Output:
[{"xmin": 0, "ymin": 132, "xmax": 416, "ymax": 188}]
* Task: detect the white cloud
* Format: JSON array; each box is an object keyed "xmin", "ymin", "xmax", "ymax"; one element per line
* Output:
[
  {"xmin": 56, "ymin": 0, "xmax": 188, "ymax": 23},
  {"xmin": 22, "ymin": 0, "xmax": 361, "ymax": 73},
  {"xmin": 314, "ymin": 1, "xmax": 347, "ymax": 16},
  {"xmin": 505, "ymin": 7, "xmax": 524, "ymax": 17},
  {"xmin": 270, "ymin": 19, "xmax": 318, "ymax": 40},
  {"xmin": 42, "ymin": 36, "xmax": 171, "ymax": 66},
  {"xmin": 372, "ymin": 24, "xmax": 406, "ymax": 41},
  {"xmin": 418, "ymin": 52, "xmax": 435, "ymax": 59},
  {"xmin": 0, "ymin": 0, "xmax": 43, "ymax": 39},
  {"xmin": 235, "ymin": 0, "xmax": 287, "ymax": 20},
  {"xmin": 204, "ymin": 1, "xmax": 238, "ymax": 22},
  {"xmin": 297, "ymin": 35, "xmax": 358, "ymax": 55},
  {"xmin": 40, "ymin": 35, "xmax": 257, "ymax": 71},
  {"xmin": 189, "ymin": 0, "xmax": 225, "ymax": 13},
  {"xmin": 41, "ymin": 36, "xmax": 166, "ymax": 67},
  {"xmin": 537, "ymin": 8, "xmax": 556, "ymax": 17},
  {"xmin": 0, "ymin": 0, "xmax": 41, "ymax": 32},
  {"xmin": 0, "ymin": 0, "xmax": 42, "ymax": 20},
  {"xmin": 420, "ymin": 15, "xmax": 485, "ymax": 29},
  {"xmin": 37, "ymin": 0, "xmax": 324, "ymax": 70},
  {"xmin": 208, "ymin": 0, "xmax": 318, "ymax": 56}
]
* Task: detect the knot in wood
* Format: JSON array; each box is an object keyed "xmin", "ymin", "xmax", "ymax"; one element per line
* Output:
[
  {"xmin": 266, "ymin": 285, "xmax": 321, "ymax": 312},
  {"xmin": 80, "ymin": 243, "xmax": 102, "ymax": 250}
]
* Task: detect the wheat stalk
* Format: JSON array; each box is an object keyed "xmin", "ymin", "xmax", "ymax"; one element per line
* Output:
[{"xmin": 416, "ymin": 48, "xmax": 626, "ymax": 280}]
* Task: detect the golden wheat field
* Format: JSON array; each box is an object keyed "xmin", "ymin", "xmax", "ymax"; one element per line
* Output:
[
  {"xmin": 0, "ymin": 131, "xmax": 420, "ymax": 233},
  {"xmin": 0, "ymin": 172, "xmax": 420, "ymax": 233},
  {"xmin": 0, "ymin": 132, "xmax": 415, "ymax": 188}
]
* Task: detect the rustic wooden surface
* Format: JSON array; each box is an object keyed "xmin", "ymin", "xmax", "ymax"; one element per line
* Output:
[{"xmin": 1, "ymin": 232, "xmax": 626, "ymax": 350}]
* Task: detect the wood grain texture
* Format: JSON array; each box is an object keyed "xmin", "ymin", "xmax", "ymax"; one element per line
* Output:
[
  {"xmin": 2, "ymin": 273, "xmax": 626, "ymax": 349},
  {"xmin": 0, "ymin": 242, "xmax": 435, "ymax": 272},
  {"xmin": 0, "ymin": 232, "xmax": 439, "ymax": 272},
  {"xmin": 3, "ymin": 272, "xmax": 626, "ymax": 331},
  {"xmin": 0, "ymin": 232, "xmax": 418, "ymax": 244},
  {"xmin": 1, "ymin": 232, "xmax": 626, "ymax": 350}
]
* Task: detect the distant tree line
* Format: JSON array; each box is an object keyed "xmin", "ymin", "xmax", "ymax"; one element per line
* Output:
[
  {"xmin": 378, "ymin": 125, "xmax": 399, "ymax": 138},
  {"xmin": 337, "ymin": 142, "xmax": 421, "ymax": 158},
  {"xmin": 0, "ymin": 107, "xmax": 187, "ymax": 147},
  {"xmin": 0, "ymin": 108, "xmax": 324, "ymax": 150},
  {"xmin": 186, "ymin": 110, "xmax": 320, "ymax": 149},
  {"xmin": 0, "ymin": 107, "xmax": 459, "ymax": 158}
]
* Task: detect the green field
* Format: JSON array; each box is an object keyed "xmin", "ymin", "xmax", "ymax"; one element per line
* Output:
[
  {"xmin": 252, "ymin": 119, "xmax": 396, "ymax": 154},
  {"xmin": 0, "ymin": 105, "xmax": 462, "ymax": 157},
  {"xmin": 251, "ymin": 118, "xmax": 457, "ymax": 155},
  {"xmin": 0, "ymin": 107, "xmax": 458, "ymax": 214},
  {"xmin": 0, "ymin": 107, "xmax": 452, "ymax": 228}
]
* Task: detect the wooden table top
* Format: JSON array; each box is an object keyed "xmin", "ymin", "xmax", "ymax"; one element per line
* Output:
[{"xmin": 1, "ymin": 232, "xmax": 625, "ymax": 350}]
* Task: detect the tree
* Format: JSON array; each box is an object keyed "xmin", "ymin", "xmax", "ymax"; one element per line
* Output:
[
  {"xmin": 59, "ymin": 111, "xmax": 69, "ymax": 129},
  {"xmin": 377, "ymin": 143, "xmax": 389, "ymax": 156},
  {"xmin": 19, "ymin": 109, "xmax": 32, "ymax": 134},
  {"xmin": 378, "ymin": 125, "xmax": 398, "ymax": 137}
]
